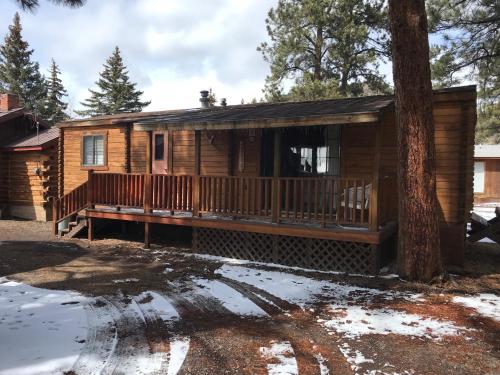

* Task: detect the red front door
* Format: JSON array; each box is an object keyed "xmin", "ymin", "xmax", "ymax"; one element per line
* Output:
[{"xmin": 152, "ymin": 131, "xmax": 168, "ymax": 174}]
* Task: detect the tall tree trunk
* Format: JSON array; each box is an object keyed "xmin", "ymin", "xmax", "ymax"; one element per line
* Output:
[{"xmin": 388, "ymin": 0, "xmax": 442, "ymax": 281}]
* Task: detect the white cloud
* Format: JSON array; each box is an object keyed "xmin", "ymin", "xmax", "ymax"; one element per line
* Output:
[{"xmin": 0, "ymin": 0, "xmax": 275, "ymax": 112}]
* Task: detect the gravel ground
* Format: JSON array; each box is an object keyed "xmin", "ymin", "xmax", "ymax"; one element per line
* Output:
[{"xmin": 0, "ymin": 219, "xmax": 499, "ymax": 375}]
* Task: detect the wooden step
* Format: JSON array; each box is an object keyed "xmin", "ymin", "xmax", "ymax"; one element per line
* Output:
[{"xmin": 66, "ymin": 219, "xmax": 88, "ymax": 239}]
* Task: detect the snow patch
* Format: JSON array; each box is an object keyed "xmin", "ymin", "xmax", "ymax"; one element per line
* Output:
[
  {"xmin": 314, "ymin": 353, "xmax": 329, "ymax": 375},
  {"xmin": 112, "ymin": 278, "xmax": 139, "ymax": 284},
  {"xmin": 0, "ymin": 278, "xmax": 88, "ymax": 375},
  {"xmin": 453, "ymin": 293, "xmax": 500, "ymax": 321},
  {"xmin": 260, "ymin": 341, "xmax": 298, "ymax": 375},
  {"xmin": 168, "ymin": 336, "xmax": 190, "ymax": 375},
  {"xmin": 320, "ymin": 304, "xmax": 465, "ymax": 339},
  {"xmin": 338, "ymin": 343, "xmax": 374, "ymax": 373},
  {"xmin": 192, "ymin": 278, "xmax": 268, "ymax": 317}
]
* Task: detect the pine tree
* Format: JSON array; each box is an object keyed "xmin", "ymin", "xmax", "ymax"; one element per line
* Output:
[
  {"xmin": 389, "ymin": 0, "xmax": 442, "ymax": 281},
  {"xmin": 0, "ymin": 12, "xmax": 47, "ymax": 114},
  {"xmin": 77, "ymin": 47, "xmax": 150, "ymax": 116},
  {"xmin": 45, "ymin": 59, "xmax": 68, "ymax": 124},
  {"xmin": 258, "ymin": 0, "xmax": 391, "ymax": 101}
]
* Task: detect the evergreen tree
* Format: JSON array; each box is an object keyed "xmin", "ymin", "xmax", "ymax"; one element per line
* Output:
[
  {"xmin": 16, "ymin": 0, "xmax": 84, "ymax": 11},
  {"xmin": 428, "ymin": 0, "xmax": 499, "ymax": 144},
  {"xmin": 0, "ymin": 12, "xmax": 47, "ymax": 114},
  {"xmin": 45, "ymin": 59, "xmax": 68, "ymax": 124},
  {"xmin": 258, "ymin": 0, "xmax": 390, "ymax": 101},
  {"xmin": 77, "ymin": 47, "xmax": 150, "ymax": 116}
]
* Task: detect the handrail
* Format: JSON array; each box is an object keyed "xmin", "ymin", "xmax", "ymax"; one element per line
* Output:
[
  {"xmin": 52, "ymin": 180, "xmax": 89, "ymax": 234},
  {"xmin": 54, "ymin": 173, "xmax": 377, "ymax": 236}
]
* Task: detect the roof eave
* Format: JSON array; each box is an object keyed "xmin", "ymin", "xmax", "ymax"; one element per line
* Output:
[{"xmin": 133, "ymin": 111, "xmax": 381, "ymax": 132}]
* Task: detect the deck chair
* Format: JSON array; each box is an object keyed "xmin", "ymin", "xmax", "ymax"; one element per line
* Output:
[
  {"xmin": 340, "ymin": 183, "xmax": 371, "ymax": 210},
  {"xmin": 468, "ymin": 207, "xmax": 500, "ymax": 245}
]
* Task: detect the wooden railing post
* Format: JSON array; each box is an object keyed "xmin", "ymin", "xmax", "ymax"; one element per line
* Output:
[
  {"xmin": 144, "ymin": 173, "xmax": 152, "ymax": 213},
  {"xmin": 52, "ymin": 198, "xmax": 59, "ymax": 236},
  {"xmin": 368, "ymin": 176, "xmax": 379, "ymax": 231},
  {"xmin": 87, "ymin": 170, "xmax": 94, "ymax": 209},
  {"xmin": 193, "ymin": 175, "xmax": 200, "ymax": 217}
]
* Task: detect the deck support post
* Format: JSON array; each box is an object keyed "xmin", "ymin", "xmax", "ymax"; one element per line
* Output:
[
  {"xmin": 144, "ymin": 173, "xmax": 152, "ymax": 213},
  {"xmin": 52, "ymin": 198, "xmax": 59, "ymax": 236},
  {"xmin": 87, "ymin": 169, "xmax": 94, "ymax": 209},
  {"xmin": 144, "ymin": 222, "xmax": 151, "ymax": 249},
  {"xmin": 194, "ymin": 130, "xmax": 201, "ymax": 217},
  {"xmin": 87, "ymin": 217, "xmax": 94, "ymax": 241},
  {"xmin": 272, "ymin": 129, "xmax": 282, "ymax": 223},
  {"xmin": 369, "ymin": 121, "xmax": 382, "ymax": 231}
]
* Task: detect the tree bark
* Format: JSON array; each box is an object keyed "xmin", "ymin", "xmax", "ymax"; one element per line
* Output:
[{"xmin": 388, "ymin": 0, "xmax": 442, "ymax": 281}]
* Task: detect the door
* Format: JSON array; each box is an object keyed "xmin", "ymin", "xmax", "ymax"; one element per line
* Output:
[{"xmin": 152, "ymin": 131, "xmax": 169, "ymax": 174}]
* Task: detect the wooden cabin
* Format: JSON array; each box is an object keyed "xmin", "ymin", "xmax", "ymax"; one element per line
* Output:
[
  {"xmin": 55, "ymin": 86, "xmax": 476, "ymax": 273},
  {"xmin": 474, "ymin": 145, "xmax": 500, "ymax": 204},
  {"xmin": 0, "ymin": 94, "xmax": 59, "ymax": 221}
]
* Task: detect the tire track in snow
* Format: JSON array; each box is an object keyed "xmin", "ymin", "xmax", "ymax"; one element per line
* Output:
[
  {"xmin": 71, "ymin": 297, "xmax": 119, "ymax": 375},
  {"xmin": 132, "ymin": 291, "xmax": 191, "ymax": 375},
  {"xmin": 100, "ymin": 295, "xmax": 168, "ymax": 375}
]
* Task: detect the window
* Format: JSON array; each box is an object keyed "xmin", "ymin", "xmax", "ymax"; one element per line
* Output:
[
  {"xmin": 154, "ymin": 134, "xmax": 164, "ymax": 161},
  {"xmin": 474, "ymin": 161, "xmax": 485, "ymax": 193},
  {"xmin": 82, "ymin": 135, "xmax": 105, "ymax": 166}
]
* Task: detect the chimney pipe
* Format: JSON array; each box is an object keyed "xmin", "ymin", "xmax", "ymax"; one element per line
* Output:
[
  {"xmin": 200, "ymin": 90, "xmax": 209, "ymax": 108},
  {"xmin": 0, "ymin": 93, "xmax": 20, "ymax": 112}
]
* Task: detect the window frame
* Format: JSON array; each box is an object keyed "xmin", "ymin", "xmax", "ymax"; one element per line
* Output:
[
  {"xmin": 80, "ymin": 131, "xmax": 108, "ymax": 170},
  {"xmin": 473, "ymin": 160, "xmax": 485, "ymax": 194}
]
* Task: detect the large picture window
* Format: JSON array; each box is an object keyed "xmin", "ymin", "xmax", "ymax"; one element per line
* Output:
[{"xmin": 82, "ymin": 134, "xmax": 105, "ymax": 166}]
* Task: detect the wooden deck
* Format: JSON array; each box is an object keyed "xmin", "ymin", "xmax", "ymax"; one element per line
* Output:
[{"xmin": 53, "ymin": 171, "xmax": 397, "ymax": 247}]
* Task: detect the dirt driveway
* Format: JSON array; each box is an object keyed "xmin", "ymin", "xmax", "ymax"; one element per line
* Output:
[{"xmin": 0, "ymin": 220, "xmax": 499, "ymax": 375}]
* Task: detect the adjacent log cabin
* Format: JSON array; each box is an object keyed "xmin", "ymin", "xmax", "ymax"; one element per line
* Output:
[
  {"xmin": 0, "ymin": 94, "xmax": 59, "ymax": 221},
  {"xmin": 55, "ymin": 86, "xmax": 476, "ymax": 273},
  {"xmin": 474, "ymin": 145, "xmax": 500, "ymax": 204}
]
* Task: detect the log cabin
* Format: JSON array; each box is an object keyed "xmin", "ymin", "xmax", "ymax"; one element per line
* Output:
[
  {"xmin": 474, "ymin": 144, "xmax": 500, "ymax": 204},
  {"xmin": 54, "ymin": 85, "xmax": 476, "ymax": 274},
  {"xmin": 0, "ymin": 93, "xmax": 59, "ymax": 221}
]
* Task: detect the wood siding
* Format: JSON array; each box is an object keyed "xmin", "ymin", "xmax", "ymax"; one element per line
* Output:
[
  {"xmin": 3, "ymin": 145, "xmax": 58, "ymax": 220},
  {"xmin": 474, "ymin": 158, "xmax": 500, "ymax": 202},
  {"xmin": 63, "ymin": 125, "xmax": 127, "ymax": 193}
]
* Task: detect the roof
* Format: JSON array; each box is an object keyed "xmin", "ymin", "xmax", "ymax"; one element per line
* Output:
[
  {"xmin": 0, "ymin": 108, "xmax": 24, "ymax": 124},
  {"xmin": 475, "ymin": 144, "xmax": 500, "ymax": 159},
  {"xmin": 58, "ymin": 85, "xmax": 476, "ymax": 131},
  {"xmin": 1, "ymin": 126, "xmax": 60, "ymax": 151}
]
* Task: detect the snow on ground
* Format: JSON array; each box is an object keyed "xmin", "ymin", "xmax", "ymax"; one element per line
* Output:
[
  {"xmin": 0, "ymin": 277, "xmax": 88, "ymax": 375},
  {"xmin": 453, "ymin": 293, "xmax": 500, "ymax": 321},
  {"xmin": 319, "ymin": 304, "xmax": 466, "ymax": 339},
  {"xmin": 181, "ymin": 251, "xmax": 400, "ymax": 279},
  {"xmin": 112, "ymin": 278, "xmax": 140, "ymax": 283},
  {"xmin": 260, "ymin": 341, "xmax": 299, "ymax": 375},
  {"xmin": 216, "ymin": 264, "xmax": 468, "ymax": 340},
  {"xmin": 216, "ymin": 264, "xmax": 369, "ymax": 309},
  {"xmin": 192, "ymin": 277, "xmax": 268, "ymax": 317},
  {"xmin": 313, "ymin": 352, "xmax": 329, "ymax": 375}
]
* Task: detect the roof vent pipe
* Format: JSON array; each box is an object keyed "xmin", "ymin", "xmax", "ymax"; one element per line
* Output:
[{"xmin": 200, "ymin": 90, "xmax": 209, "ymax": 108}]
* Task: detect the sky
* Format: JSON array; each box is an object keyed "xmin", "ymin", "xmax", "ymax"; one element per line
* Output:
[{"xmin": 0, "ymin": 0, "xmax": 394, "ymax": 115}]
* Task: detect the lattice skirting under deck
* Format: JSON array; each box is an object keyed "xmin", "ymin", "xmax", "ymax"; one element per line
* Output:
[{"xmin": 192, "ymin": 228, "xmax": 393, "ymax": 274}]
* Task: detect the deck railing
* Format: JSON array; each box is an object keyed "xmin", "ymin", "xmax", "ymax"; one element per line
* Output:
[
  {"xmin": 52, "ymin": 180, "xmax": 89, "ymax": 234},
  {"xmin": 56, "ymin": 171, "xmax": 382, "ymax": 232}
]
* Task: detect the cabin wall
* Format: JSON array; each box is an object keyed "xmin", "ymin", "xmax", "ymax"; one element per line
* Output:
[
  {"xmin": 367, "ymin": 89, "xmax": 476, "ymax": 266},
  {"xmin": 4, "ymin": 145, "xmax": 58, "ymax": 221},
  {"xmin": 340, "ymin": 123, "xmax": 377, "ymax": 178},
  {"xmin": 172, "ymin": 130, "xmax": 195, "ymax": 175},
  {"xmin": 233, "ymin": 129, "xmax": 261, "ymax": 177},
  {"xmin": 201, "ymin": 130, "xmax": 230, "ymax": 175},
  {"xmin": 0, "ymin": 153, "xmax": 8, "ymax": 208},
  {"xmin": 474, "ymin": 158, "xmax": 500, "ymax": 203},
  {"xmin": 130, "ymin": 130, "xmax": 148, "ymax": 173},
  {"xmin": 63, "ymin": 125, "xmax": 127, "ymax": 193}
]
